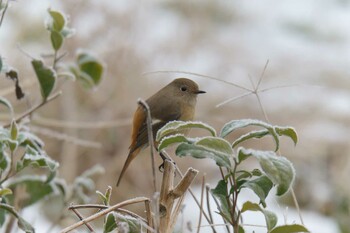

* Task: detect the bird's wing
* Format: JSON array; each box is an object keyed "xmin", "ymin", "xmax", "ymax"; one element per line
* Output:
[{"xmin": 116, "ymin": 106, "xmax": 178, "ymax": 186}]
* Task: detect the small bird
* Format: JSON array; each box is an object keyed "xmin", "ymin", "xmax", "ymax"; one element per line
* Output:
[{"xmin": 116, "ymin": 78, "xmax": 205, "ymax": 186}]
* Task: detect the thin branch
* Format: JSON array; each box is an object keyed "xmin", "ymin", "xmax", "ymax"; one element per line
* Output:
[
  {"xmin": 52, "ymin": 50, "xmax": 58, "ymax": 70},
  {"xmin": 196, "ymin": 174, "xmax": 206, "ymax": 233},
  {"xmin": 255, "ymin": 93, "xmax": 269, "ymax": 123},
  {"xmin": 137, "ymin": 98, "xmax": 157, "ymax": 193},
  {"xmin": 32, "ymin": 115, "xmax": 131, "ymax": 129},
  {"xmin": 290, "ymin": 187, "xmax": 304, "ymax": 225},
  {"xmin": 256, "ymin": 59, "xmax": 269, "ymax": 89},
  {"xmin": 29, "ymin": 125, "xmax": 102, "ymax": 148},
  {"xmin": 60, "ymin": 197, "xmax": 149, "ymax": 233},
  {"xmin": 69, "ymin": 204, "xmax": 147, "ymax": 222},
  {"xmin": 215, "ymin": 92, "xmax": 252, "ymax": 108},
  {"xmin": 248, "ymin": 74, "xmax": 256, "ymax": 90},
  {"xmin": 152, "ymin": 192, "xmax": 160, "ymax": 233},
  {"xmin": 205, "ymin": 185, "xmax": 217, "ymax": 233},
  {"xmin": 259, "ymin": 83, "xmax": 313, "ymax": 93},
  {"xmin": 145, "ymin": 199, "xmax": 153, "ymax": 233},
  {"xmin": 142, "ymin": 70, "xmax": 251, "ymax": 92},
  {"xmin": 2, "ymin": 91, "xmax": 62, "ymax": 128},
  {"xmin": 0, "ymin": 0, "xmax": 8, "ymax": 27},
  {"xmin": 70, "ymin": 208, "xmax": 95, "ymax": 232},
  {"xmin": 199, "ymin": 223, "xmax": 267, "ymax": 228}
]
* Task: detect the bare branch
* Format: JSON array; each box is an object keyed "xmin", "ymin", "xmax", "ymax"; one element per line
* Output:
[
  {"xmin": 142, "ymin": 70, "xmax": 251, "ymax": 92},
  {"xmin": 2, "ymin": 91, "xmax": 62, "ymax": 128},
  {"xmin": 196, "ymin": 174, "xmax": 206, "ymax": 233},
  {"xmin": 32, "ymin": 115, "xmax": 131, "ymax": 129},
  {"xmin": 60, "ymin": 197, "xmax": 150, "ymax": 233},
  {"xmin": 70, "ymin": 208, "xmax": 95, "ymax": 232},
  {"xmin": 137, "ymin": 98, "xmax": 157, "ymax": 193}
]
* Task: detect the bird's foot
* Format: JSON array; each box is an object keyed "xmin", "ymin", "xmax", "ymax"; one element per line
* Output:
[{"xmin": 158, "ymin": 158, "xmax": 176, "ymax": 173}]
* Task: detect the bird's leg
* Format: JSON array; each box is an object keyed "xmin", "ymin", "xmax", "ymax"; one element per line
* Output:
[
  {"xmin": 158, "ymin": 151, "xmax": 176, "ymax": 173},
  {"xmin": 158, "ymin": 151, "xmax": 167, "ymax": 172}
]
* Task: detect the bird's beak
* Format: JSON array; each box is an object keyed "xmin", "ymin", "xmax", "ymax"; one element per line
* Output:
[{"xmin": 195, "ymin": 90, "xmax": 206, "ymax": 94}]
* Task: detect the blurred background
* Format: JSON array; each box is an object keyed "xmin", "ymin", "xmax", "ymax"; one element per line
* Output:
[{"xmin": 1, "ymin": 0, "xmax": 349, "ymax": 232}]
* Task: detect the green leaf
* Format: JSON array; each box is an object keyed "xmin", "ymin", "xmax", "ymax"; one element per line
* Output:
[
  {"xmin": 237, "ymin": 147, "xmax": 252, "ymax": 164},
  {"xmin": 236, "ymin": 170, "xmax": 253, "ymax": 181},
  {"xmin": 50, "ymin": 30, "xmax": 63, "ymax": 51},
  {"xmin": 220, "ymin": 119, "xmax": 269, "ymax": 137},
  {"xmin": 61, "ymin": 27, "xmax": 76, "ymax": 38},
  {"xmin": 117, "ymin": 216, "xmax": 141, "ymax": 233},
  {"xmin": 241, "ymin": 175, "xmax": 273, "ymax": 207},
  {"xmin": 72, "ymin": 165, "xmax": 104, "ymax": 203},
  {"xmin": 196, "ymin": 137, "xmax": 233, "ymax": 156},
  {"xmin": 105, "ymin": 186, "xmax": 112, "ymax": 206},
  {"xmin": 0, "ymin": 201, "xmax": 5, "ymax": 227},
  {"xmin": 10, "ymin": 120, "xmax": 18, "ymax": 140},
  {"xmin": 275, "ymin": 126, "xmax": 298, "ymax": 146},
  {"xmin": 232, "ymin": 129, "xmax": 270, "ymax": 149},
  {"xmin": 0, "ymin": 203, "xmax": 35, "ymax": 232},
  {"xmin": 241, "ymin": 149, "xmax": 295, "ymax": 196},
  {"xmin": 0, "ymin": 96, "xmax": 14, "ymax": 115},
  {"xmin": 270, "ymin": 224, "xmax": 309, "ymax": 233},
  {"xmin": 32, "ymin": 59, "xmax": 56, "ymax": 100},
  {"xmin": 96, "ymin": 190, "xmax": 107, "ymax": 205},
  {"xmin": 158, "ymin": 134, "xmax": 190, "ymax": 151},
  {"xmin": 252, "ymin": 169, "xmax": 263, "ymax": 176},
  {"xmin": 48, "ymin": 9, "xmax": 65, "ymax": 32},
  {"xmin": 17, "ymin": 131, "xmax": 44, "ymax": 151},
  {"xmin": 0, "ymin": 149, "xmax": 10, "ymax": 172},
  {"xmin": 211, "ymin": 180, "xmax": 232, "ymax": 223},
  {"xmin": 7, "ymin": 139, "xmax": 18, "ymax": 152},
  {"xmin": 176, "ymin": 142, "xmax": 231, "ymax": 169},
  {"xmin": 0, "ymin": 188, "xmax": 12, "ymax": 197},
  {"xmin": 7, "ymin": 176, "xmax": 56, "ymax": 207},
  {"xmin": 57, "ymin": 71, "xmax": 76, "ymax": 81},
  {"xmin": 156, "ymin": 120, "xmax": 217, "ymax": 142},
  {"xmin": 239, "ymin": 225, "xmax": 245, "ymax": 233},
  {"xmin": 77, "ymin": 53, "xmax": 104, "ymax": 87},
  {"xmin": 241, "ymin": 201, "xmax": 277, "ymax": 231},
  {"xmin": 220, "ymin": 119, "xmax": 280, "ymax": 151},
  {"xmin": 16, "ymin": 146, "xmax": 59, "ymax": 172},
  {"xmin": 104, "ymin": 213, "xmax": 117, "ymax": 233},
  {"xmin": 0, "ymin": 56, "xmax": 2, "ymax": 72}
]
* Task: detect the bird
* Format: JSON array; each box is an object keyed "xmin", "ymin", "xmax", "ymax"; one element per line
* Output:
[{"xmin": 116, "ymin": 78, "xmax": 205, "ymax": 186}]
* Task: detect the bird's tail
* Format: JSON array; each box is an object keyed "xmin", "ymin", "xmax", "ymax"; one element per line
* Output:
[{"xmin": 116, "ymin": 148, "xmax": 141, "ymax": 186}]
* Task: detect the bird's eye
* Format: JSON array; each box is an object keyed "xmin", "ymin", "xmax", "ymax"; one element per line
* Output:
[{"xmin": 180, "ymin": 86, "xmax": 187, "ymax": 92}]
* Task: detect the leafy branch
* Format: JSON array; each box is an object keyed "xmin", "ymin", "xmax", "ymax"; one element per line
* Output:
[{"xmin": 156, "ymin": 120, "xmax": 309, "ymax": 233}]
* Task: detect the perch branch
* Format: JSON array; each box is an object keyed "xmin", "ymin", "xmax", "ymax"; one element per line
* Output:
[
  {"xmin": 137, "ymin": 98, "xmax": 157, "ymax": 193},
  {"xmin": 159, "ymin": 160, "xmax": 198, "ymax": 233}
]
